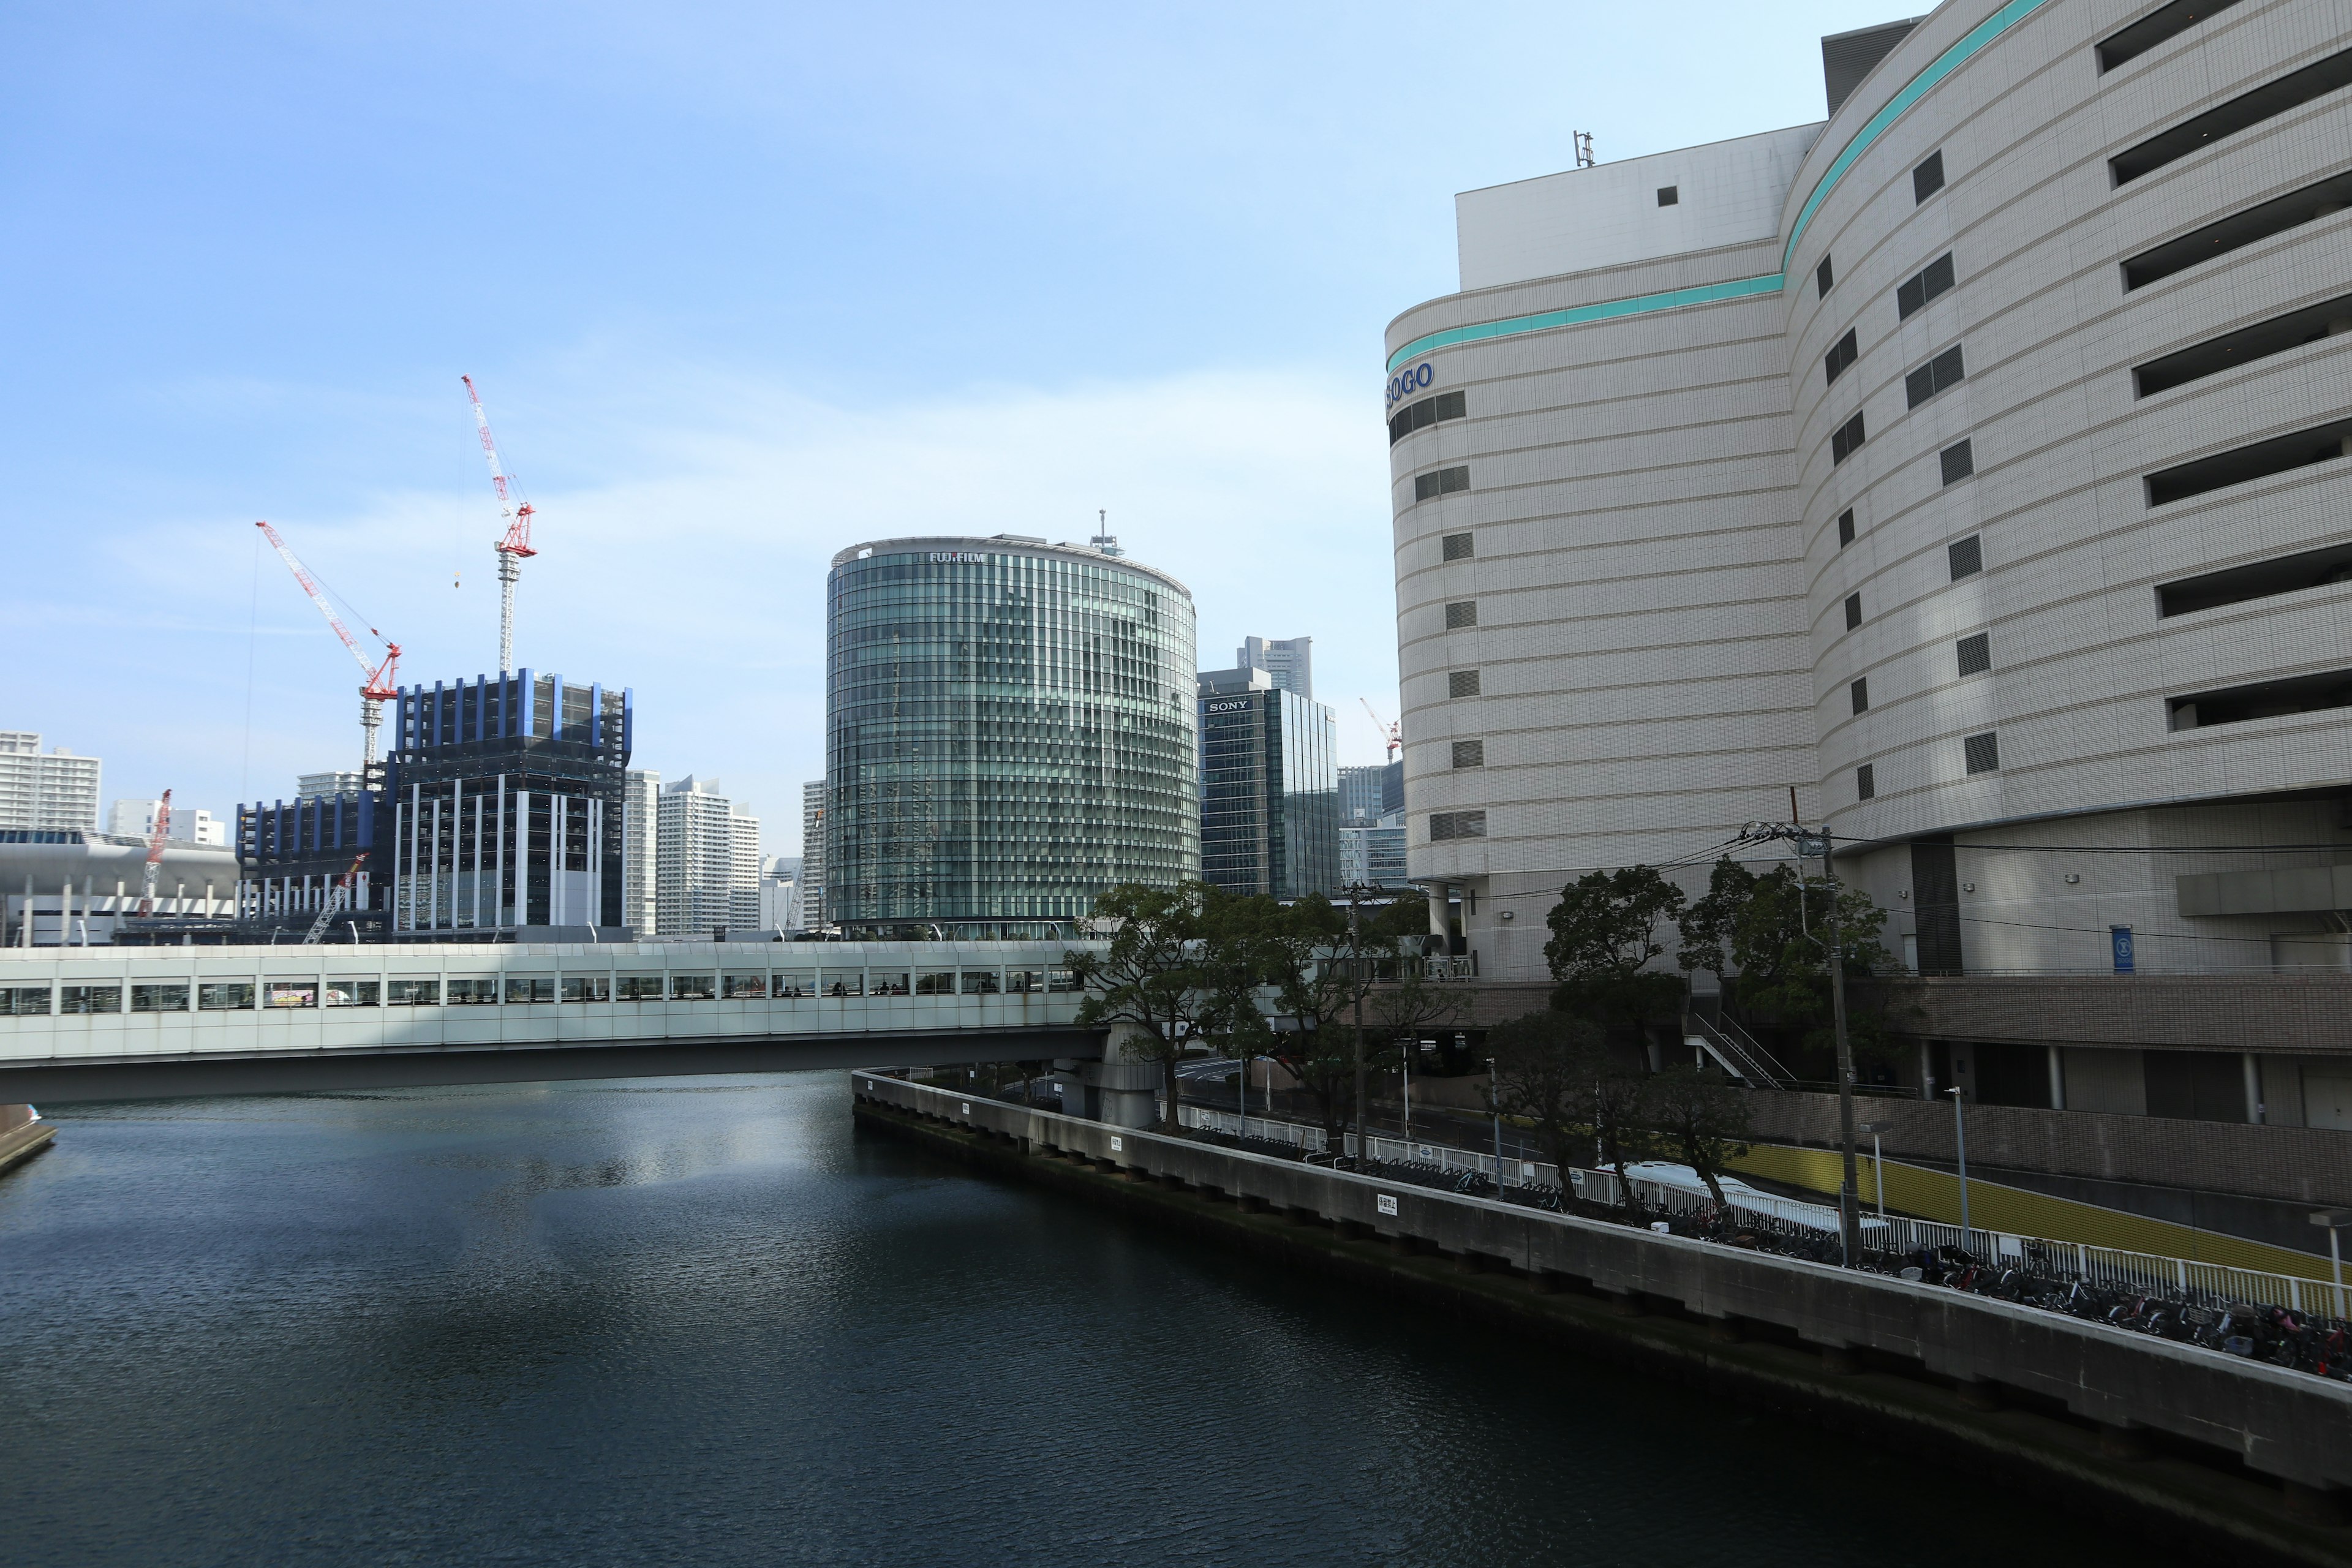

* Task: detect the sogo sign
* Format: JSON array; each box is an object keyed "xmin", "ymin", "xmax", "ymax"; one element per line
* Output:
[{"xmin": 1385, "ymin": 361, "xmax": 1434, "ymax": 408}]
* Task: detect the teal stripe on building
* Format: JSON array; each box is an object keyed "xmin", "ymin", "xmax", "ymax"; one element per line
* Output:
[{"xmin": 1384, "ymin": 0, "xmax": 2055, "ymax": 377}]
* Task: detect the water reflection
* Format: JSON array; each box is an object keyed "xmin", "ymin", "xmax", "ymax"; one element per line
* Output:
[{"xmin": 0, "ymin": 1074, "xmax": 2105, "ymax": 1567}]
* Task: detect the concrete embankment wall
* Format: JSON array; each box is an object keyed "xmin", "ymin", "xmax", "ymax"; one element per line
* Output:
[
  {"xmin": 852, "ymin": 1072, "xmax": 2352, "ymax": 1566},
  {"xmin": 0, "ymin": 1105, "xmax": 53, "ymax": 1176}
]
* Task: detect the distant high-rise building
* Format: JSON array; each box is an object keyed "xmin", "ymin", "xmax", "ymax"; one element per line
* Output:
[
  {"xmin": 826, "ymin": 537, "xmax": 1198, "ymax": 936},
  {"xmin": 729, "ymin": 804, "xmax": 763, "ymax": 930},
  {"xmin": 0, "ymin": 732, "xmax": 100, "ymax": 832},
  {"xmin": 1197, "ymin": 666, "xmax": 1338, "ymax": 900},
  {"xmin": 622, "ymin": 769, "xmax": 660, "ymax": 935},
  {"xmin": 758, "ymin": 871, "xmax": 801, "ymax": 932},
  {"xmin": 107, "ymin": 799, "xmax": 227, "ymax": 847},
  {"xmin": 1236, "ymin": 636, "xmax": 1313, "ymax": 700},
  {"xmin": 1339, "ymin": 761, "xmax": 1403, "ymax": 824},
  {"xmin": 296, "ymin": 771, "xmax": 364, "ymax": 802},
  {"xmin": 657, "ymin": 777, "xmax": 758, "ymax": 937},
  {"xmin": 372, "ymin": 668, "xmax": 632, "ymax": 935},
  {"xmin": 1340, "ymin": 818, "xmax": 1409, "ymax": 888},
  {"xmin": 801, "ymin": 780, "xmax": 827, "ymax": 930}
]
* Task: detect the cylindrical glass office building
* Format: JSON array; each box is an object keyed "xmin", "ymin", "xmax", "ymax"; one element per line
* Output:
[{"xmin": 824, "ymin": 535, "xmax": 1199, "ymax": 938}]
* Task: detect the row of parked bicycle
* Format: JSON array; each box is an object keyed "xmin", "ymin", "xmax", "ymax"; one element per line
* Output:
[{"xmin": 1194, "ymin": 1131, "xmax": 2352, "ymax": 1385}]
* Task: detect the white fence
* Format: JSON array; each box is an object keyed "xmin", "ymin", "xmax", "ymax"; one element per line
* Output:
[{"xmin": 1171, "ymin": 1101, "xmax": 2348, "ymax": 1317}]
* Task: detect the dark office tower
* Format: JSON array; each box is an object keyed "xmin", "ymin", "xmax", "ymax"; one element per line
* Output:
[
  {"xmin": 825, "ymin": 535, "xmax": 1199, "ymax": 938},
  {"xmin": 385, "ymin": 670, "xmax": 633, "ymax": 937},
  {"xmin": 1197, "ymin": 666, "xmax": 1338, "ymax": 900},
  {"xmin": 1339, "ymin": 761, "xmax": 1403, "ymax": 824}
]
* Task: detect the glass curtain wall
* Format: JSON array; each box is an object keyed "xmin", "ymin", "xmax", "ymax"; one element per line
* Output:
[{"xmin": 826, "ymin": 541, "xmax": 1199, "ymax": 936}]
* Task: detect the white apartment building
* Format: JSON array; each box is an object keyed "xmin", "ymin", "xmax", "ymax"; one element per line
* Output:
[
  {"xmin": 106, "ymin": 799, "xmax": 228, "ymax": 848},
  {"xmin": 730, "ymin": 804, "xmax": 763, "ymax": 930},
  {"xmin": 655, "ymin": 777, "xmax": 758, "ymax": 938},
  {"xmin": 759, "ymin": 872, "xmax": 802, "ymax": 933},
  {"xmin": 1388, "ymin": 0, "xmax": 2352, "ymax": 1114},
  {"xmin": 296, "ymin": 771, "xmax": 364, "ymax": 802},
  {"xmin": 801, "ymin": 779, "xmax": 827, "ymax": 930},
  {"xmin": 0, "ymin": 733, "xmax": 100, "ymax": 833},
  {"xmin": 623, "ymin": 769, "xmax": 659, "ymax": 936}
]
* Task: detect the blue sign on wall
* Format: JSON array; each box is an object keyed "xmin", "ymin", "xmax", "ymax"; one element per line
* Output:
[{"xmin": 2110, "ymin": 925, "xmax": 2135, "ymax": 974}]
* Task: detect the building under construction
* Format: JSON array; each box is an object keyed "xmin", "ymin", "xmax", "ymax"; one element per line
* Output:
[
  {"xmin": 382, "ymin": 669, "xmax": 633, "ymax": 937},
  {"xmin": 235, "ymin": 790, "xmax": 386, "ymax": 937}
]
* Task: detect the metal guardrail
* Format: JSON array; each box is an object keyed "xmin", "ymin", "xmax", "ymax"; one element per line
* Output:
[{"xmin": 1178, "ymin": 1100, "xmax": 2350, "ymax": 1319}]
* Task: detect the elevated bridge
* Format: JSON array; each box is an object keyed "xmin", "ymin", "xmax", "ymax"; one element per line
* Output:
[{"xmin": 0, "ymin": 941, "xmax": 1104, "ymax": 1101}]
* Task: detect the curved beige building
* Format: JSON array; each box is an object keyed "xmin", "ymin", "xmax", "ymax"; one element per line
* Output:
[{"xmin": 1390, "ymin": 0, "xmax": 2352, "ymax": 1116}]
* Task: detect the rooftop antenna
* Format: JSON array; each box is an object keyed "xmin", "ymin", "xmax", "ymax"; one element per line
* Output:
[
  {"xmin": 1091, "ymin": 507, "xmax": 1124, "ymax": 557},
  {"xmin": 1574, "ymin": 130, "xmax": 1596, "ymax": 168}
]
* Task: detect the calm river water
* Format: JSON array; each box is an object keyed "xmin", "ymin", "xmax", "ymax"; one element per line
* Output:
[{"xmin": 0, "ymin": 1075, "xmax": 2107, "ymax": 1567}]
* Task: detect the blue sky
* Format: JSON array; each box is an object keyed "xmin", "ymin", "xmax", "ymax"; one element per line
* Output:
[{"xmin": 1, "ymin": 0, "xmax": 1907, "ymax": 856}]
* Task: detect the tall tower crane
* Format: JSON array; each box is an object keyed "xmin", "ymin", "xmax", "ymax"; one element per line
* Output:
[
  {"xmin": 255, "ymin": 520, "xmax": 402, "ymax": 774},
  {"xmin": 1360, "ymin": 698, "xmax": 1401, "ymax": 763},
  {"xmin": 462, "ymin": 375, "xmax": 535, "ymax": 674},
  {"xmin": 136, "ymin": 790, "xmax": 172, "ymax": 917}
]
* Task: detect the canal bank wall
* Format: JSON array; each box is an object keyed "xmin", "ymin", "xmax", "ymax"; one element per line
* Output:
[
  {"xmin": 852, "ymin": 1073, "xmax": 2352, "ymax": 1567},
  {"xmin": 0, "ymin": 1106, "xmax": 51, "ymax": 1177}
]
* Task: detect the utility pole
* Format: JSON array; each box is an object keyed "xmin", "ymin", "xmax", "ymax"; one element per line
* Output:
[
  {"xmin": 1348, "ymin": 879, "xmax": 1369, "ymax": 1168},
  {"xmin": 1787, "ymin": 790, "xmax": 1861, "ymax": 1265}
]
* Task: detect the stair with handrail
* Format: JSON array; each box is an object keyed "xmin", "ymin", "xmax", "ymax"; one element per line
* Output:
[{"xmin": 1684, "ymin": 1009, "xmax": 1795, "ymax": 1090}]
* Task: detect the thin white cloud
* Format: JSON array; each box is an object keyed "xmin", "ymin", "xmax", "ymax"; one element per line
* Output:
[{"xmin": 80, "ymin": 366, "xmax": 1401, "ymax": 854}]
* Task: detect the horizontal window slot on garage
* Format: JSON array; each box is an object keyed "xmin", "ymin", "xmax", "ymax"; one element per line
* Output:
[
  {"xmin": 2098, "ymin": 0, "xmax": 2243, "ymax": 72},
  {"xmin": 2135, "ymin": 294, "xmax": 2352, "ymax": 394},
  {"xmin": 1428, "ymin": 810, "xmax": 1486, "ymax": 841},
  {"xmin": 1415, "ymin": 465, "xmax": 1469, "ymax": 501},
  {"xmin": 1896, "ymin": 252, "xmax": 1955, "ymax": 319},
  {"xmin": 1905, "ymin": 344, "xmax": 1965, "ymax": 407},
  {"xmin": 2158, "ymin": 541, "xmax": 2352, "ymax": 615},
  {"xmin": 1830, "ymin": 412, "xmax": 1866, "ymax": 465},
  {"xmin": 2168, "ymin": 667, "xmax": 2352, "ymax": 729},
  {"xmin": 1824, "ymin": 328, "xmax": 1858, "ymax": 386},
  {"xmin": 1389, "ymin": 389, "xmax": 1467, "ymax": 446},
  {"xmin": 2111, "ymin": 47, "xmax": 2352, "ymax": 184},
  {"xmin": 2122, "ymin": 170, "xmax": 2352, "ymax": 290},
  {"xmin": 2144, "ymin": 418, "xmax": 2352, "ymax": 505}
]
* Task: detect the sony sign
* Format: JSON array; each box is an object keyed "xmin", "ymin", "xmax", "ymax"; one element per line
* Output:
[
  {"xmin": 929, "ymin": 551, "xmax": 988, "ymax": 563},
  {"xmin": 1205, "ymin": 699, "xmax": 1253, "ymax": 714}
]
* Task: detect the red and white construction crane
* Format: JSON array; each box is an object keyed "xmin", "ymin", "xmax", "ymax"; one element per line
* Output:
[
  {"xmin": 255, "ymin": 520, "xmax": 402, "ymax": 774},
  {"xmin": 302, "ymin": 851, "xmax": 370, "ymax": 944},
  {"xmin": 136, "ymin": 790, "xmax": 172, "ymax": 917},
  {"xmin": 461, "ymin": 375, "xmax": 536, "ymax": 675},
  {"xmin": 1360, "ymin": 698, "xmax": 1401, "ymax": 763}
]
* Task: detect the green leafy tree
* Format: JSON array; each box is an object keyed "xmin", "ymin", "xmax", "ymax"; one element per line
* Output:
[
  {"xmin": 1586, "ymin": 1069, "xmax": 1659, "ymax": 1210},
  {"xmin": 1488, "ymin": 1009, "xmax": 1655, "ymax": 1212},
  {"xmin": 1487, "ymin": 1010, "xmax": 1602, "ymax": 1181},
  {"xmin": 1544, "ymin": 866, "xmax": 1689, "ymax": 1037},
  {"xmin": 1676, "ymin": 861, "xmax": 1899, "ymax": 1069},
  {"xmin": 1067, "ymin": 882, "xmax": 1231, "ymax": 1132},
  {"xmin": 1226, "ymin": 893, "xmax": 1429, "ymax": 1148},
  {"xmin": 1645, "ymin": 1064, "xmax": 1752, "ymax": 1207}
]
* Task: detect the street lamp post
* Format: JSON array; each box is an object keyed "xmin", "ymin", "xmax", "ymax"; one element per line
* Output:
[
  {"xmin": 2312, "ymin": 1210, "xmax": 2351, "ymax": 1319},
  {"xmin": 1948, "ymin": 1087, "xmax": 1973, "ymax": 1254},
  {"xmin": 1858, "ymin": 1120, "xmax": 1892, "ymax": 1220}
]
